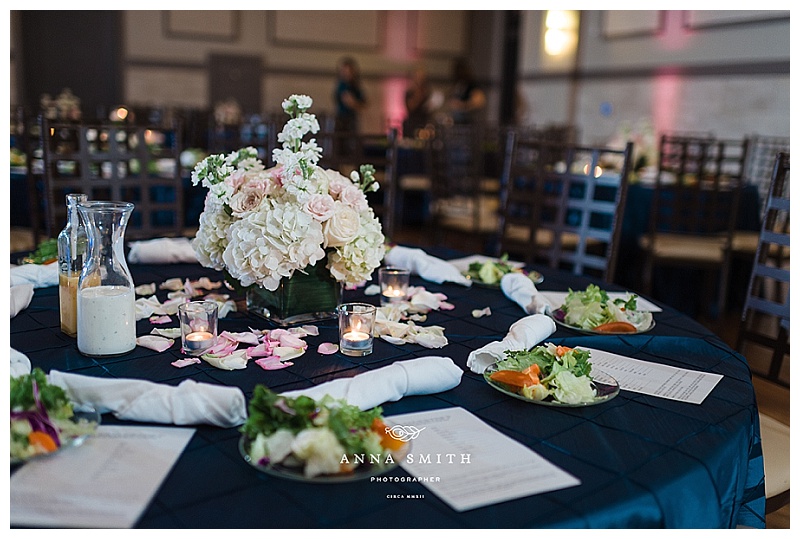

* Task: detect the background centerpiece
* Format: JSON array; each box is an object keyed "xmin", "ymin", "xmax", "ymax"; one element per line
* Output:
[{"xmin": 190, "ymin": 95, "xmax": 385, "ymax": 326}]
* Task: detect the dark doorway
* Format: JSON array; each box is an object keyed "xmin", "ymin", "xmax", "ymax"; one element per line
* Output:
[
  {"xmin": 20, "ymin": 10, "xmax": 123, "ymax": 120},
  {"xmin": 209, "ymin": 54, "xmax": 263, "ymax": 115}
]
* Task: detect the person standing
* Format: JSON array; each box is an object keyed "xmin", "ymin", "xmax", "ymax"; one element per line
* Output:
[
  {"xmin": 403, "ymin": 65, "xmax": 432, "ymax": 138},
  {"xmin": 447, "ymin": 58, "xmax": 486, "ymax": 125},
  {"xmin": 333, "ymin": 56, "xmax": 367, "ymax": 135}
]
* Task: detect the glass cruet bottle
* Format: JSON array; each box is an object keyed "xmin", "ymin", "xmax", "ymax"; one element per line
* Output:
[
  {"xmin": 57, "ymin": 193, "xmax": 88, "ymax": 337},
  {"xmin": 76, "ymin": 201, "xmax": 137, "ymax": 357}
]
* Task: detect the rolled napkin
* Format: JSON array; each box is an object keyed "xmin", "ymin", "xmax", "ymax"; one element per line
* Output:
[
  {"xmin": 10, "ymin": 284, "xmax": 34, "ymax": 318},
  {"xmin": 281, "ymin": 356, "xmax": 463, "ymax": 410},
  {"xmin": 47, "ymin": 370, "xmax": 247, "ymax": 428},
  {"xmin": 128, "ymin": 237, "xmax": 198, "ymax": 264},
  {"xmin": 466, "ymin": 314, "xmax": 556, "ymax": 374},
  {"xmin": 10, "ymin": 348, "xmax": 32, "ymax": 378},
  {"xmin": 384, "ymin": 246, "xmax": 471, "ymax": 286},
  {"xmin": 501, "ymin": 272, "xmax": 553, "ymax": 314},
  {"xmin": 9, "ymin": 263, "xmax": 58, "ymax": 288}
]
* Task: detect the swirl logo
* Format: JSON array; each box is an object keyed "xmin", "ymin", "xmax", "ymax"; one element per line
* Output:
[{"xmin": 385, "ymin": 425, "xmax": 425, "ymax": 442}]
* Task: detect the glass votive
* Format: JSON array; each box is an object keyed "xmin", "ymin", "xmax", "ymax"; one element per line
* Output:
[
  {"xmin": 379, "ymin": 267, "xmax": 410, "ymax": 306},
  {"xmin": 338, "ymin": 303, "xmax": 376, "ymax": 357},
  {"xmin": 179, "ymin": 301, "xmax": 218, "ymax": 356}
]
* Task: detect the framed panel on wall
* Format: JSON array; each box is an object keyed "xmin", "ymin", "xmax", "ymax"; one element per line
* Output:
[
  {"xmin": 602, "ymin": 10, "xmax": 664, "ymax": 39},
  {"xmin": 164, "ymin": 10, "xmax": 239, "ymax": 41},
  {"xmin": 409, "ymin": 10, "xmax": 467, "ymax": 57},
  {"xmin": 270, "ymin": 11, "xmax": 382, "ymax": 50},
  {"xmin": 683, "ymin": 10, "xmax": 789, "ymax": 30}
]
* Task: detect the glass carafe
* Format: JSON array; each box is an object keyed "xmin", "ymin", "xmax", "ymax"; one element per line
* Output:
[
  {"xmin": 76, "ymin": 201, "xmax": 136, "ymax": 357},
  {"xmin": 57, "ymin": 193, "xmax": 88, "ymax": 336}
]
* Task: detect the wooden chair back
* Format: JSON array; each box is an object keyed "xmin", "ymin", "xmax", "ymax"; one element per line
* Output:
[
  {"xmin": 316, "ymin": 128, "xmax": 399, "ymax": 240},
  {"xmin": 736, "ymin": 151, "xmax": 790, "ymax": 386},
  {"xmin": 40, "ymin": 117, "xmax": 184, "ymax": 241},
  {"xmin": 498, "ymin": 130, "xmax": 633, "ymax": 282}
]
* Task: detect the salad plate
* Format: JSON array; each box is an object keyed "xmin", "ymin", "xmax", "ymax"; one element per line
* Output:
[
  {"xmin": 551, "ymin": 315, "xmax": 656, "ymax": 335},
  {"xmin": 550, "ymin": 284, "xmax": 655, "ymax": 335},
  {"xmin": 454, "ymin": 254, "xmax": 544, "ymax": 288},
  {"xmin": 484, "ymin": 364, "xmax": 619, "ymax": 407},
  {"xmin": 10, "ymin": 404, "xmax": 101, "ymax": 465},
  {"xmin": 239, "ymin": 435, "xmax": 409, "ymax": 484}
]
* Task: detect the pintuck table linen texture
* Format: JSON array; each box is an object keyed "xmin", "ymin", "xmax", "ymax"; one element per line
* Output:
[{"xmin": 9, "ymin": 245, "xmax": 765, "ymax": 529}]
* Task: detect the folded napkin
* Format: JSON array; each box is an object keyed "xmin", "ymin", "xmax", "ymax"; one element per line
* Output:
[
  {"xmin": 10, "ymin": 284, "xmax": 34, "ymax": 318},
  {"xmin": 47, "ymin": 371, "xmax": 247, "ymax": 428},
  {"xmin": 466, "ymin": 314, "xmax": 556, "ymax": 374},
  {"xmin": 128, "ymin": 237, "xmax": 198, "ymax": 264},
  {"xmin": 384, "ymin": 246, "xmax": 471, "ymax": 286},
  {"xmin": 501, "ymin": 273, "xmax": 553, "ymax": 315},
  {"xmin": 10, "ymin": 348, "xmax": 32, "ymax": 378},
  {"xmin": 281, "ymin": 356, "xmax": 463, "ymax": 410},
  {"xmin": 9, "ymin": 263, "xmax": 58, "ymax": 288}
]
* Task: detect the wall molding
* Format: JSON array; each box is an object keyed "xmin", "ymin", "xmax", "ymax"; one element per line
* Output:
[
  {"xmin": 266, "ymin": 11, "xmax": 385, "ymax": 52},
  {"xmin": 163, "ymin": 11, "xmax": 240, "ymax": 42}
]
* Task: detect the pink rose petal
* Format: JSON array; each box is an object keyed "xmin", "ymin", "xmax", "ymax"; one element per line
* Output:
[
  {"xmin": 171, "ymin": 357, "xmax": 202, "ymax": 368},
  {"xmin": 255, "ymin": 357, "xmax": 293, "ymax": 370},
  {"xmin": 246, "ymin": 343, "xmax": 275, "ymax": 359},
  {"xmin": 317, "ymin": 342, "xmax": 339, "ymax": 355},
  {"xmin": 136, "ymin": 335, "xmax": 175, "ymax": 352},
  {"xmin": 278, "ymin": 332, "xmax": 306, "ymax": 349},
  {"xmin": 149, "ymin": 315, "xmax": 172, "ymax": 324}
]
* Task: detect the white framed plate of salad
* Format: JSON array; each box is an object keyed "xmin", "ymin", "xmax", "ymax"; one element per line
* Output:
[
  {"xmin": 10, "ymin": 368, "xmax": 101, "ymax": 465},
  {"xmin": 482, "ymin": 344, "xmax": 620, "ymax": 407},
  {"xmin": 239, "ymin": 385, "xmax": 410, "ymax": 483},
  {"xmin": 451, "ymin": 254, "xmax": 544, "ymax": 288},
  {"xmin": 549, "ymin": 284, "xmax": 655, "ymax": 335}
]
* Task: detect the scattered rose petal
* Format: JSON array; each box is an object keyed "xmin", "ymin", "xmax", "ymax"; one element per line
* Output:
[
  {"xmin": 151, "ymin": 327, "xmax": 182, "ymax": 339},
  {"xmin": 255, "ymin": 358, "xmax": 293, "ymax": 370},
  {"xmin": 278, "ymin": 332, "xmax": 306, "ymax": 349},
  {"xmin": 201, "ymin": 349, "xmax": 248, "ymax": 370},
  {"xmin": 364, "ymin": 284, "xmax": 380, "ymax": 296},
  {"xmin": 220, "ymin": 330, "xmax": 261, "ymax": 346},
  {"xmin": 273, "ymin": 346, "xmax": 305, "ymax": 361},
  {"xmin": 245, "ymin": 343, "xmax": 274, "ymax": 359},
  {"xmin": 149, "ymin": 315, "xmax": 172, "ymax": 324},
  {"xmin": 160, "ymin": 278, "xmax": 184, "ymax": 291},
  {"xmin": 408, "ymin": 313, "xmax": 427, "ymax": 322},
  {"xmin": 134, "ymin": 283, "xmax": 156, "ymax": 296},
  {"xmin": 438, "ymin": 301, "xmax": 455, "ymax": 310},
  {"xmin": 136, "ymin": 335, "xmax": 174, "ymax": 352},
  {"xmin": 191, "ymin": 277, "xmax": 222, "ymax": 290},
  {"xmin": 317, "ymin": 343, "xmax": 339, "ymax": 355},
  {"xmin": 472, "ymin": 307, "xmax": 492, "ymax": 318},
  {"xmin": 171, "ymin": 357, "xmax": 201, "ymax": 368},
  {"xmin": 302, "ymin": 325, "xmax": 319, "ymax": 336},
  {"xmin": 380, "ymin": 335, "xmax": 407, "ymax": 345}
]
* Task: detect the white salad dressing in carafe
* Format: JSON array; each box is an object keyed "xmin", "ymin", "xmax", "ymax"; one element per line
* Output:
[{"xmin": 76, "ymin": 201, "xmax": 137, "ymax": 357}]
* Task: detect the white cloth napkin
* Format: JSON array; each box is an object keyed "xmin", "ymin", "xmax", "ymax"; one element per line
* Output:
[
  {"xmin": 9, "ymin": 263, "xmax": 58, "ymax": 288},
  {"xmin": 10, "ymin": 284, "xmax": 34, "ymax": 318},
  {"xmin": 47, "ymin": 370, "xmax": 247, "ymax": 428},
  {"xmin": 281, "ymin": 356, "xmax": 463, "ymax": 410},
  {"xmin": 10, "ymin": 348, "xmax": 32, "ymax": 378},
  {"xmin": 501, "ymin": 273, "xmax": 553, "ymax": 314},
  {"xmin": 128, "ymin": 237, "xmax": 198, "ymax": 264},
  {"xmin": 384, "ymin": 246, "xmax": 471, "ymax": 286},
  {"xmin": 466, "ymin": 314, "xmax": 556, "ymax": 374}
]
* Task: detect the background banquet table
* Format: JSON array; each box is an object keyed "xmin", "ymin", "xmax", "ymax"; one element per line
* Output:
[{"xmin": 9, "ymin": 246, "xmax": 766, "ymax": 529}]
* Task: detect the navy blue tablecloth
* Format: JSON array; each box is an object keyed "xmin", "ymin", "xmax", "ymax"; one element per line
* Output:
[{"xmin": 9, "ymin": 249, "xmax": 765, "ymax": 528}]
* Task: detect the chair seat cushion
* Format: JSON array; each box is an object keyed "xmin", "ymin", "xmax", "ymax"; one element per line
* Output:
[
  {"xmin": 760, "ymin": 413, "xmax": 791, "ymax": 499},
  {"xmin": 435, "ymin": 195, "xmax": 499, "ymax": 233},
  {"xmin": 639, "ymin": 233, "xmax": 728, "ymax": 263},
  {"xmin": 503, "ymin": 224, "xmax": 581, "ymax": 249},
  {"xmin": 732, "ymin": 231, "xmax": 791, "ymax": 258},
  {"xmin": 399, "ymin": 175, "xmax": 432, "ymax": 191}
]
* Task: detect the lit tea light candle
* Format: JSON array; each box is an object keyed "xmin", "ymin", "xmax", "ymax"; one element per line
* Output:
[
  {"xmin": 342, "ymin": 329, "xmax": 371, "ymax": 351},
  {"xmin": 184, "ymin": 331, "xmax": 215, "ymax": 351},
  {"xmin": 379, "ymin": 267, "xmax": 410, "ymax": 306},
  {"xmin": 382, "ymin": 286, "xmax": 406, "ymax": 300}
]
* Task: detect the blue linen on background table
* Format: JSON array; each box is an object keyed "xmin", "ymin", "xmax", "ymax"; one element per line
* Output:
[{"xmin": 9, "ymin": 246, "xmax": 765, "ymax": 529}]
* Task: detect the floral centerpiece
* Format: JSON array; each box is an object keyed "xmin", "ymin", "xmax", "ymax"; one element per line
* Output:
[{"xmin": 190, "ymin": 95, "xmax": 386, "ymax": 325}]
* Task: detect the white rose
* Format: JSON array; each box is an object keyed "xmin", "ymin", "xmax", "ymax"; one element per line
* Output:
[
  {"xmin": 323, "ymin": 202, "xmax": 360, "ymax": 247},
  {"xmin": 304, "ymin": 193, "xmax": 335, "ymax": 221},
  {"xmin": 338, "ymin": 184, "xmax": 369, "ymax": 212}
]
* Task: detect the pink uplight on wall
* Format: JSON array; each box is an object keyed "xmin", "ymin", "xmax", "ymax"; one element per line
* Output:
[
  {"xmin": 652, "ymin": 71, "xmax": 682, "ymax": 138},
  {"xmin": 383, "ymin": 77, "xmax": 407, "ymax": 132}
]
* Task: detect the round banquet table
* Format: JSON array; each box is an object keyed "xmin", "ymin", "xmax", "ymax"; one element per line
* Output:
[{"xmin": 9, "ymin": 245, "xmax": 766, "ymax": 529}]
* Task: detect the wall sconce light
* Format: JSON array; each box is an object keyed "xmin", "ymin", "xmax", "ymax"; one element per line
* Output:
[{"xmin": 544, "ymin": 10, "xmax": 579, "ymax": 56}]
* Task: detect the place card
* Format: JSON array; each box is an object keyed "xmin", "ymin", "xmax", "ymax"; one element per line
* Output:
[
  {"xmin": 541, "ymin": 291, "xmax": 663, "ymax": 312},
  {"xmin": 386, "ymin": 407, "xmax": 580, "ymax": 512},
  {"xmin": 10, "ymin": 425, "xmax": 195, "ymax": 528},
  {"xmin": 582, "ymin": 347, "xmax": 723, "ymax": 404}
]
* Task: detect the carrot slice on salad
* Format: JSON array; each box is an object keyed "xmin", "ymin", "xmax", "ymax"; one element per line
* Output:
[
  {"xmin": 490, "ymin": 369, "xmax": 540, "ymax": 390},
  {"xmin": 28, "ymin": 431, "xmax": 58, "ymax": 453},
  {"xmin": 593, "ymin": 321, "xmax": 638, "ymax": 333}
]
